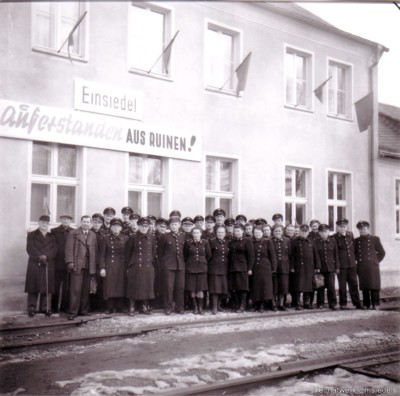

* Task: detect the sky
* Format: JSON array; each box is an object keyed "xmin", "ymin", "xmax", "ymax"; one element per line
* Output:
[{"xmin": 299, "ymin": 2, "xmax": 400, "ymax": 107}]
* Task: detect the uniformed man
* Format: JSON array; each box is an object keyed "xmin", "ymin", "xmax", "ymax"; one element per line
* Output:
[
  {"xmin": 153, "ymin": 218, "xmax": 168, "ymax": 308},
  {"xmin": 181, "ymin": 217, "xmax": 195, "ymax": 240},
  {"xmin": 148, "ymin": 215, "xmax": 157, "ymax": 234},
  {"xmin": 158, "ymin": 216, "xmax": 186, "ymax": 315},
  {"xmin": 25, "ymin": 215, "xmax": 58, "ymax": 317},
  {"xmin": 354, "ymin": 221, "xmax": 386, "ymax": 310},
  {"xmin": 194, "ymin": 215, "xmax": 205, "ymax": 230},
  {"xmin": 333, "ymin": 219, "xmax": 364, "ymax": 310},
  {"xmin": 224, "ymin": 218, "xmax": 235, "ymax": 242},
  {"xmin": 51, "ymin": 214, "xmax": 74, "ymax": 313},
  {"xmin": 314, "ymin": 224, "xmax": 340, "ymax": 310},
  {"xmin": 169, "ymin": 210, "xmax": 181, "ymax": 219},
  {"xmin": 272, "ymin": 213, "xmax": 284, "ymax": 227},
  {"xmin": 121, "ymin": 207, "xmax": 134, "ymax": 232},
  {"xmin": 202, "ymin": 215, "xmax": 216, "ymax": 241},
  {"xmin": 290, "ymin": 224, "xmax": 321, "ymax": 310},
  {"xmin": 235, "ymin": 214, "xmax": 247, "ymax": 226},
  {"xmin": 213, "ymin": 208, "xmax": 226, "ymax": 227},
  {"xmin": 122, "ymin": 213, "xmax": 140, "ymax": 237},
  {"xmin": 102, "ymin": 207, "xmax": 116, "ymax": 234},
  {"xmin": 255, "ymin": 218, "xmax": 268, "ymax": 227}
]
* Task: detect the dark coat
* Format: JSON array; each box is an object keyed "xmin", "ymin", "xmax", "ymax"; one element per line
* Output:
[
  {"xmin": 314, "ymin": 237, "xmax": 340, "ymax": 272},
  {"xmin": 51, "ymin": 225, "xmax": 74, "ymax": 271},
  {"xmin": 99, "ymin": 233, "xmax": 129, "ymax": 299},
  {"xmin": 158, "ymin": 231, "xmax": 186, "ymax": 270},
  {"xmin": 270, "ymin": 236, "xmax": 292, "ymax": 274},
  {"xmin": 125, "ymin": 232, "xmax": 156, "ymax": 300},
  {"xmin": 202, "ymin": 229, "xmax": 216, "ymax": 242},
  {"xmin": 290, "ymin": 237, "xmax": 321, "ymax": 292},
  {"xmin": 333, "ymin": 232, "xmax": 357, "ymax": 269},
  {"xmin": 184, "ymin": 239, "xmax": 211, "ymax": 274},
  {"xmin": 229, "ymin": 237, "xmax": 255, "ymax": 273},
  {"xmin": 251, "ymin": 237, "xmax": 277, "ymax": 301},
  {"xmin": 25, "ymin": 229, "xmax": 58, "ymax": 294},
  {"xmin": 65, "ymin": 228, "xmax": 97, "ymax": 275},
  {"xmin": 208, "ymin": 238, "xmax": 229, "ymax": 275},
  {"xmin": 355, "ymin": 235, "xmax": 386, "ymax": 290}
]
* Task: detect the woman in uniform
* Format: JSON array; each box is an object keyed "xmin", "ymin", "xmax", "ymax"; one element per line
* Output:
[
  {"xmin": 208, "ymin": 225, "xmax": 229, "ymax": 314},
  {"xmin": 229, "ymin": 224, "xmax": 254, "ymax": 313},
  {"xmin": 99, "ymin": 217, "xmax": 129, "ymax": 313},
  {"xmin": 262, "ymin": 224, "xmax": 272, "ymax": 239},
  {"xmin": 251, "ymin": 226, "xmax": 277, "ymax": 312},
  {"xmin": 184, "ymin": 227, "xmax": 211, "ymax": 314}
]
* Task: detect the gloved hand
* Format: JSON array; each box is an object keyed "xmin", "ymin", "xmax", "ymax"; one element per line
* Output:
[
  {"xmin": 315, "ymin": 269, "xmax": 321, "ymax": 274},
  {"xmin": 335, "ymin": 269, "xmax": 340, "ymax": 275},
  {"xmin": 100, "ymin": 269, "xmax": 106, "ymax": 277},
  {"xmin": 290, "ymin": 269, "xmax": 295, "ymax": 273},
  {"xmin": 39, "ymin": 255, "xmax": 47, "ymax": 262},
  {"xmin": 67, "ymin": 263, "xmax": 75, "ymax": 271},
  {"xmin": 247, "ymin": 270, "xmax": 252, "ymax": 276}
]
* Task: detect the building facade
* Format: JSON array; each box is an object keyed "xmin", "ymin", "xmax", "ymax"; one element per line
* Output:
[{"xmin": 0, "ymin": 2, "xmax": 393, "ymax": 302}]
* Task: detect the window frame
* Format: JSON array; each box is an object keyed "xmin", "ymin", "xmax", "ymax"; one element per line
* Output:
[
  {"xmin": 204, "ymin": 19, "xmax": 242, "ymax": 97},
  {"xmin": 31, "ymin": 2, "xmax": 89, "ymax": 62},
  {"xmin": 284, "ymin": 44, "xmax": 314, "ymax": 113},
  {"xmin": 327, "ymin": 57, "xmax": 354, "ymax": 121},
  {"xmin": 28, "ymin": 142, "xmax": 82, "ymax": 227},
  {"xmin": 326, "ymin": 169, "xmax": 352, "ymax": 231},
  {"xmin": 127, "ymin": 2, "xmax": 175, "ymax": 81},
  {"xmin": 126, "ymin": 153, "xmax": 167, "ymax": 217},
  {"xmin": 284, "ymin": 164, "xmax": 313, "ymax": 226},
  {"xmin": 395, "ymin": 178, "xmax": 400, "ymax": 239},
  {"xmin": 204, "ymin": 153, "xmax": 239, "ymax": 217}
]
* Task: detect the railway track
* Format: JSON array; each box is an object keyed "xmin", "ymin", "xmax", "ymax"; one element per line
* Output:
[
  {"xmin": 158, "ymin": 345, "xmax": 400, "ymax": 395},
  {"xmin": 1, "ymin": 300, "xmax": 399, "ymax": 351}
]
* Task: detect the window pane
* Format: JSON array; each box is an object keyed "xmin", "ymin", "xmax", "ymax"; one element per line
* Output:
[
  {"xmin": 337, "ymin": 206, "xmax": 346, "ymax": 221},
  {"xmin": 295, "ymin": 169, "xmax": 306, "ymax": 198},
  {"xmin": 205, "ymin": 197, "xmax": 215, "ymax": 216},
  {"xmin": 337, "ymin": 174, "xmax": 346, "ymax": 200},
  {"xmin": 58, "ymin": 3, "xmax": 81, "ymax": 55},
  {"xmin": 220, "ymin": 198, "xmax": 232, "ymax": 218},
  {"xmin": 295, "ymin": 204, "xmax": 305, "ymax": 225},
  {"xmin": 31, "ymin": 184, "xmax": 50, "ymax": 222},
  {"xmin": 285, "ymin": 52, "xmax": 294, "ymax": 104},
  {"xmin": 57, "ymin": 185, "xmax": 76, "ymax": 219},
  {"xmin": 396, "ymin": 181, "xmax": 400, "ymax": 206},
  {"xmin": 147, "ymin": 157, "xmax": 162, "ymax": 185},
  {"xmin": 328, "ymin": 205, "xmax": 334, "ymax": 231},
  {"xmin": 147, "ymin": 192, "xmax": 162, "ymax": 217},
  {"xmin": 206, "ymin": 158, "xmax": 217, "ymax": 191},
  {"xmin": 328, "ymin": 173, "xmax": 334, "ymax": 200},
  {"xmin": 296, "ymin": 80, "xmax": 306, "ymax": 107},
  {"xmin": 337, "ymin": 90, "xmax": 345, "ymax": 115},
  {"xmin": 32, "ymin": 142, "xmax": 51, "ymax": 175},
  {"xmin": 285, "ymin": 168, "xmax": 292, "ymax": 197},
  {"xmin": 396, "ymin": 210, "xmax": 400, "ymax": 234},
  {"xmin": 220, "ymin": 161, "xmax": 232, "ymax": 192},
  {"xmin": 285, "ymin": 202, "xmax": 292, "ymax": 225},
  {"xmin": 129, "ymin": 155, "xmax": 143, "ymax": 184},
  {"xmin": 58, "ymin": 145, "xmax": 76, "ymax": 177},
  {"xmin": 33, "ymin": 4, "xmax": 55, "ymax": 48},
  {"xmin": 128, "ymin": 191, "xmax": 142, "ymax": 215}
]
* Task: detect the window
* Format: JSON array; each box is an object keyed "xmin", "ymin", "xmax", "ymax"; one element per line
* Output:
[
  {"xmin": 328, "ymin": 60, "xmax": 352, "ymax": 118},
  {"xmin": 205, "ymin": 23, "xmax": 240, "ymax": 93},
  {"xmin": 31, "ymin": 2, "xmax": 87, "ymax": 59},
  {"xmin": 396, "ymin": 180, "xmax": 400, "ymax": 238},
  {"xmin": 327, "ymin": 172, "xmax": 350, "ymax": 231},
  {"xmin": 30, "ymin": 142, "xmax": 79, "ymax": 223},
  {"xmin": 128, "ymin": 3, "xmax": 172, "ymax": 77},
  {"xmin": 285, "ymin": 47, "xmax": 313, "ymax": 110},
  {"xmin": 128, "ymin": 154, "xmax": 165, "ymax": 217},
  {"xmin": 205, "ymin": 157, "xmax": 236, "ymax": 216},
  {"xmin": 285, "ymin": 167, "xmax": 310, "ymax": 225}
]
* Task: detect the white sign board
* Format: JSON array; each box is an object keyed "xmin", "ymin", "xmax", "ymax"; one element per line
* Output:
[
  {"xmin": 74, "ymin": 79, "xmax": 143, "ymax": 120},
  {"xmin": 0, "ymin": 99, "xmax": 201, "ymax": 161}
]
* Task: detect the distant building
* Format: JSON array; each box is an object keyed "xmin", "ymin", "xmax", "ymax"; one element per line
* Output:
[{"xmin": 0, "ymin": 2, "xmax": 393, "ymax": 306}]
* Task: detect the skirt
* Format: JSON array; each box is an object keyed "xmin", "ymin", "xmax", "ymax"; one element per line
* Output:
[
  {"xmin": 229, "ymin": 271, "xmax": 249, "ymax": 292},
  {"xmin": 275, "ymin": 273, "xmax": 289, "ymax": 295},
  {"xmin": 208, "ymin": 274, "xmax": 228, "ymax": 294},
  {"xmin": 185, "ymin": 272, "xmax": 208, "ymax": 292}
]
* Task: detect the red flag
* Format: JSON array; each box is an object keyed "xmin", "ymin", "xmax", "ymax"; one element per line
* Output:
[
  {"xmin": 355, "ymin": 92, "xmax": 373, "ymax": 133},
  {"xmin": 235, "ymin": 52, "xmax": 252, "ymax": 95},
  {"xmin": 314, "ymin": 76, "xmax": 332, "ymax": 103}
]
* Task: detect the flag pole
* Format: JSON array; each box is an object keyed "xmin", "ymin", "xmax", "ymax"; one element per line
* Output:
[
  {"xmin": 147, "ymin": 30, "xmax": 180, "ymax": 74},
  {"xmin": 58, "ymin": 11, "xmax": 88, "ymax": 54}
]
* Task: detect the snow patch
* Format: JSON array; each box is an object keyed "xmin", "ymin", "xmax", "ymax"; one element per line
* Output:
[
  {"xmin": 354, "ymin": 331, "xmax": 384, "ymax": 338},
  {"xmin": 336, "ymin": 335, "xmax": 352, "ymax": 343}
]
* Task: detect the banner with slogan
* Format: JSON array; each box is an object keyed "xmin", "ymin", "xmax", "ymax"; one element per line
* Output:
[{"xmin": 0, "ymin": 99, "xmax": 201, "ymax": 162}]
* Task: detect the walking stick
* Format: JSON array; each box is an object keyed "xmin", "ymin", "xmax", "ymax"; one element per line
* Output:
[
  {"xmin": 58, "ymin": 280, "xmax": 63, "ymax": 312},
  {"xmin": 45, "ymin": 262, "xmax": 49, "ymax": 315}
]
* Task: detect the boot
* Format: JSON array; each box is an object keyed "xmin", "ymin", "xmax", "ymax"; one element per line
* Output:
[
  {"xmin": 192, "ymin": 297, "xmax": 198, "ymax": 314},
  {"xmin": 270, "ymin": 300, "xmax": 277, "ymax": 312},
  {"xmin": 211, "ymin": 294, "xmax": 218, "ymax": 315},
  {"xmin": 217, "ymin": 296, "xmax": 225, "ymax": 313},
  {"xmin": 237, "ymin": 292, "xmax": 247, "ymax": 313},
  {"xmin": 129, "ymin": 299, "xmax": 137, "ymax": 316},
  {"xmin": 142, "ymin": 301, "xmax": 150, "ymax": 315},
  {"xmin": 197, "ymin": 298, "xmax": 204, "ymax": 315}
]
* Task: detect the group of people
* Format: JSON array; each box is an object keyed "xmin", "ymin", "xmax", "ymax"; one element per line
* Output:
[{"xmin": 24, "ymin": 206, "xmax": 386, "ymax": 320}]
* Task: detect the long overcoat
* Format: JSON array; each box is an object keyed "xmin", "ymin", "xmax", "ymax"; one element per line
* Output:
[
  {"xmin": 125, "ymin": 231, "xmax": 156, "ymax": 300},
  {"xmin": 333, "ymin": 232, "xmax": 357, "ymax": 269},
  {"xmin": 99, "ymin": 233, "xmax": 129, "ymax": 299},
  {"xmin": 290, "ymin": 237, "xmax": 321, "ymax": 292},
  {"xmin": 314, "ymin": 237, "xmax": 340, "ymax": 273},
  {"xmin": 354, "ymin": 235, "xmax": 385, "ymax": 290},
  {"xmin": 25, "ymin": 229, "xmax": 58, "ymax": 294},
  {"xmin": 51, "ymin": 225, "xmax": 73, "ymax": 271}
]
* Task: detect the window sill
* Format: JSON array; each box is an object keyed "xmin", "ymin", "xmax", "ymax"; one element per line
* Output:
[
  {"xmin": 128, "ymin": 68, "xmax": 173, "ymax": 82},
  {"xmin": 327, "ymin": 113, "xmax": 353, "ymax": 123},
  {"xmin": 284, "ymin": 104, "xmax": 314, "ymax": 114},
  {"xmin": 205, "ymin": 86, "xmax": 239, "ymax": 98},
  {"xmin": 32, "ymin": 46, "xmax": 88, "ymax": 63}
]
